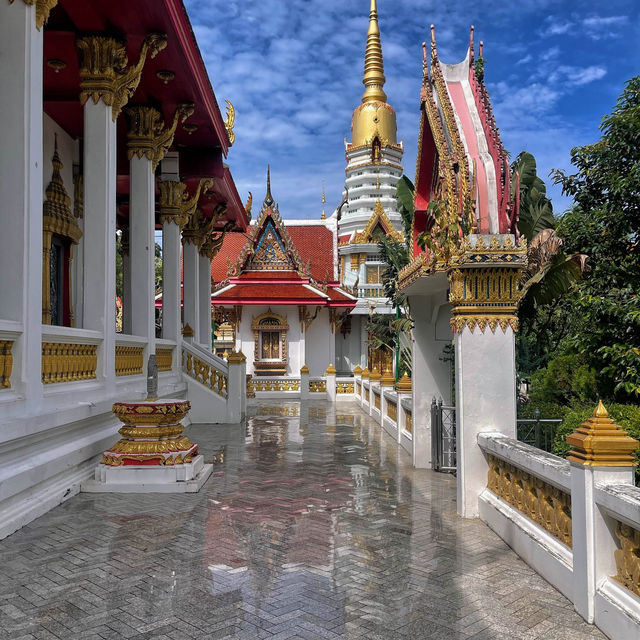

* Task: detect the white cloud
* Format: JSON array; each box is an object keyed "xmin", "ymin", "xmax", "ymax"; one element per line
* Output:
[{"xmin": 549, "ymin": 65, "xmax": 607, "ymax": 86}]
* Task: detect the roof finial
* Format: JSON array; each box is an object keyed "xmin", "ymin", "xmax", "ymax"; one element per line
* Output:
[
  {"xmin": 469, "ymin": 25, "xmax": 475, "ymax": 61},
  {"xmin": 263, "ymin": 165, "xmax": 274, "ymax": 209},
  {"xmin": 321, "ymin": 180, "xmax": 326, "ymax": 219},
  {"xmin": 479, "ymin": 40, "xmax": 484, "ymax": 58},
  {"xmin": 362, "ymin": 0, "xmax": 387, "ymax": 104}
]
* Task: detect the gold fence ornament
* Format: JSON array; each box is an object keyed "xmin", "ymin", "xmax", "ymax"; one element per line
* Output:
[
  {"xmin": 115, "ymin": 345, "xmax": 143, "ymax": 376},
  {"xmin": 300, "ymin": 364, "xmax": 310, "ymax": 374},
  {"xmin": 325, "ymin": 363, "xmax": 337, "ymax": 375},
  {"xmin": 396, "ymin": 373, "xmax": 412, "ymax": 393},
  {"xmin": 613, "ymin": 521, "xmax": 640, "ymax": 598},
  {"xmin": 41, "ymin": 342, "xmax": 97, "ymax": 384},
  {"xmin": 566, "ymin": 401, "xmax": 639, "ymax": 467},
  {"xmin": 380, "ymin": 368, "xmax": 395, "ymax": 386},
  {"xmin": 0, "ymin": 340, "xmax": 13, "ymax": 388},
  {"xmin": 486, "ymin": 454, "xmax": 572, "ymax": 548},
  {"xmin": 155, "ymin": 347, "xmax": 173, "ymax": 372},
  {"xmin": 353, "ymin": 365, "xmax": 363, "ymax": 375}
]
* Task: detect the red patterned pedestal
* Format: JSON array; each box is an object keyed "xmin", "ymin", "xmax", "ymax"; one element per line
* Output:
[{"xmin": 83, "ymin": 399, "xmax": 213, "ymax": 493}]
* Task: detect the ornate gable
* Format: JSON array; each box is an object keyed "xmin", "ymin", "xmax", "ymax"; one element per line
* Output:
[
  {"xmin": 248, "ymin": 218, "xmax": 295, "ymax": 271},
  {"xmin": 227, "ymin": 171, "xmax": 308, "ymax": 277},
  {"xmin": 353, "ymin": 200, "xmax": 403, "ymax": 244}
]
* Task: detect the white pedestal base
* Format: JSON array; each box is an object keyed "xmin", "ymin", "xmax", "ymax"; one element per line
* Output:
[{"xmin": 82, "ymin": 455, "xmax": 213, "ymax": 493}]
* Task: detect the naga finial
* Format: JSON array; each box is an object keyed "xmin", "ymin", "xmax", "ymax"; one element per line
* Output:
[{"xmin": 224, "ymin": 99, "xmax": 235, "ymax": 145}]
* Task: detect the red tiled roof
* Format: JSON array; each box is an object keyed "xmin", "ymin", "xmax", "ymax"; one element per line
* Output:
[
  {"xmin": 210, "ymin": 224, "xmax": 335, "ymax": 284},
  {"xmin": 212, "ymin": 283, "xmax": 328, "ymax": 303},
  {"xmin": 326, "ymin": 287, "xmax": 357, "ymax": 303}
]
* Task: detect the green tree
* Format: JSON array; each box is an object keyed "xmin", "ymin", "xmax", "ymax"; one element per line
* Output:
[
  {"xmin": 366, "ymin": 176, "xmax": 414, "ymax": 378},
  {"xmin": 552, "ymin": 76, "xmax": 640, "ymax": 398}
]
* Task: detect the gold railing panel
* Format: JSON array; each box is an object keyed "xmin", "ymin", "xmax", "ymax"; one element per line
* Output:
[
  {"xmin": 613, "ymin": 521, "xmax": 640, "ymax": 598},
  {"xmin": 387, "ymin": 400, "xmax": 397, "ymax": 421},
  {"xmin": 182, "ymin": 348, "xmax": 227, "ymax": 398},
  {"xmin": 486, "ymin": 453, "xmax": 572, "ymax": 548},
  {"xmin": 356, "ymin": 381, "xmax": 361, "ymax": 396},
  {"xmin": 405, "ymin": 409, "xmax": 412, "ymax": 433},
  {"xmin": 373, "ymin": 390, "xmax": 381, "ymax": 410},
  {"xmin": 251, "ymin": 378, "xmax": 300, "ymax": 392},
  {"xmin": 156, "ymin": 347, "xmax": 173, "ymax": 372},
  {"xmin": 115, "ymin": 345, "xmax": 144, "ymax": 376},
  {"xmin": 42, "ymin": 342, "xmax": 97, "ymax": 384},
  {"xmin": 310, "ymin": 379, "xmax": 327, "ymax": 393},
  {"xmin": 337, "ymin": 381, "xmax": 354, "ymax": 393},
  {"xmin": 0, "ymin": 340, "xmax": 13, "ymax": 388}
]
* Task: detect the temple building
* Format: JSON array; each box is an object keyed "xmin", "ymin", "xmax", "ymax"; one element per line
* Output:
[
  {"xmin": 210, "ymin": 171, "xmax": 356, "ymax": 381},
  {"xmin": 333, "ymin": 0, "xmax": 404, "ymax": 376},
  {"xmin": 0, "ymin": 0, "xmax": 249, "ymax": 537},
  {"xmin": 395, "ymin": 25, "xmax": 523, "ymax": 473}
]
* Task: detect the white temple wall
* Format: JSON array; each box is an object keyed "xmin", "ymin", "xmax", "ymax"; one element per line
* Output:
[
  {"xmin": 236, "ymin": 305, "xmax": 304, "ymax": 376},
  {"xmin": 305, "ymin": 308, "xmax": 333, "ymax": 376},
  {"xmin": 335, "ymin": 315, "xmax": 362, "ymax": 374},
  {"xmin": 409, "ymin": 291, "xmax": 452, "ymax": 469}
]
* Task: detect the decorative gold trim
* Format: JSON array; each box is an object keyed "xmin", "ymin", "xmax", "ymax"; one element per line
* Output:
[
  {"xmin": 380, "ymin": 368, "xmax": 394, "ymax": 386},
  {"xmin": 77, "ymin": 33, "xmax": 167, "ymax": 120},
  {"xmin": 0, "ymin": 340, "xmax": 14, "ymax": 388},
  {"xmin": 353, "ymin": 365, "xmax": 363, "ymax": 375},
  {"xmin": 300, "ymin": 364, "xmax": 309, "ymax": 374},
  {"xmin": 361, "ymin": 367, "xmax": 370, "ymax": 379},
  {"xmin": 155, "ymin": 347, "xmax": 173, "ymax": 372},
  {"xmin": 182, "ymin": 323, "xmax": 194, "ymax": 338},
  {"xmin": 126, "ymin": 102, "xmax": 194, "ymax": 169},
  {"xmin": 115, "ymin": 345, "xmax": 143, "ymax": 376},
  {"xmin": 224, "ymin": 100, "xmax": 235, "ymax": 145},
  {"xmin": 325, "ymin": 364, "xmax": 337, "ymax": 375},
  {"xmin": 20, "ymin": 0, "xmax": 58, "ymax": 30},
  {"xmin": 487, "ymin": 453, "xmax": 572, "ymax": 548},
  {"xmin": 337, "ymin": 382, "xmax": 354, "ymax": 394},
  {"xmin": 405, "ymin": 408, "xmax": 412, "ymax": 433},
  {"xmin": 42, "ymin": 137, "xmax": 82, "ymax": 325},
  {"xmin": 566, "ymin": 401, "xmax": 639, "ymax": 467},
  {"xmin": 182, "ymin": 349, "xmax": 228, "ymax": 398},
  {"xmin": 386, "ymin": 399, "xmax": 397, "ymax": 421},
  {"xmin": 396, "ymin": 373, "xmax": 412, "ymax": 393},
  {"xmin": 352, "ymin": 200, "xmax": 403, "ymax": 244},
  {"xmin": 41, "ymin": 342, "xmax": 97, "ymax": 384},
  {"xmin": 309, "ymin": 379, "xmax": 327, "ymax": 393},
  {"xmin": 613, "ymin": 521, "xmax": 640, "ymax": 597}
]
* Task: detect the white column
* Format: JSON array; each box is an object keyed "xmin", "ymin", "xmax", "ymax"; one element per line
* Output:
[
  {"xmin": 226, "ymin": 353, "xmax": 246, "ymax": 423},
  {"xmin": 182, "ymin": 240, "xmax": 199, "ymax": 343},
  {"xmin": 0, "ymin": 1, "xmax": 43, "ymax": 401},
  {"xmin": 455, "ymin": 326, "xmax": 516, "ymax": 518},
  {"xmin": 325, "ymin": 366, "xmax": 336, "ymax": 402},
  {"xmin": 129, "ymin": 155, "xmax": 155, "ymax": 355},
  {"xmin": 198, "ymin": 252, "xmax": 211, "ymax": 350},
  {"xmin": 162, "ymin": 220, "xmax": 181, "ymax": 342},
  {"xmin": 359, "ymin": 316, "xmax": 368, "ymax": 368},
  {"xmin": 83, "ymin": 100, "xmax": 117, "ymax": 389},
  {"xmin": 409, "ymin": 293, "xmax": 451, "ymax": 469}
]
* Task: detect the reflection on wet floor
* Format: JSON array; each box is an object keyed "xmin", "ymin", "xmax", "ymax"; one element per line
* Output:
[{"xmin": 0, "ymin": 401, "xmax": 604, "ymax": 640}]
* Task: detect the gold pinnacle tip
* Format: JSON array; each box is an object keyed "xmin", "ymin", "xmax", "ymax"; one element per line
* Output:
[{"xmin": 594, "ymin": 400, "xmax": 609, "ymax": 418}]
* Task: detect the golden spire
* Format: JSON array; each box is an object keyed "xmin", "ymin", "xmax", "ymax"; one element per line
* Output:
[{"xmin": 362, "ymin": 0, "xmax": 387, "ymax": 104}]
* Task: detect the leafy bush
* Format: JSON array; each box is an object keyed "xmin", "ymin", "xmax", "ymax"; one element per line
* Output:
[{"xmin": 529, "ymin": 354, "xmax": 598, "ymax": 405}]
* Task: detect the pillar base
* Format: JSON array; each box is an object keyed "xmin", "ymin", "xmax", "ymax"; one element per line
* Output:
[{"xmin": 84, "ymin": 398, "xmax": 212, "ymax": 493}]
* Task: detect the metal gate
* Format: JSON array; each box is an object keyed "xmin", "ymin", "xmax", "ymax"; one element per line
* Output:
[{"xmin": 431, "ymin": 397, "xmax": 456, "ymax": 472}]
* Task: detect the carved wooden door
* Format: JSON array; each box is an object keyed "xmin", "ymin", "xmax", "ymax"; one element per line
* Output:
[{"xmin": 261, "ymin": 331, "xmax": 280, "ymax": 359}]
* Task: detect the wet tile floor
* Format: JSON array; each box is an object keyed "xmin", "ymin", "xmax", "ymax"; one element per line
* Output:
[{"xmin": 0, "ymin": 401, "xmax": 605, "ymax": 640}]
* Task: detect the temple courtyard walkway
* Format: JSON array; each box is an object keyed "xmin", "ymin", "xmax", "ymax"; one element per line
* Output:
[{"xmin": 0, "ymin": 401, "xmax": 605, "ymax": 640}]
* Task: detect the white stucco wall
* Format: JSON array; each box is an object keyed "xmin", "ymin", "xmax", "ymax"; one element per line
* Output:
[
  {"xmin": 236, "ymin": 305, "xmax": 304, "ymax": 376},
  {"xmin": 305, "ymin": 307, "xmax": 334, "ymax": 376}
]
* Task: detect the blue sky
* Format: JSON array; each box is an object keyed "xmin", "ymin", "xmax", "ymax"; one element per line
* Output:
[{"xmin": 184, "ymin": 0, "xmax": 640, "ymax": 219}]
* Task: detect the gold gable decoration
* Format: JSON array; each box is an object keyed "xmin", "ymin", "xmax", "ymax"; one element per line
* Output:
[
  {"xmin": 352, "ymin": 200, "xmax": 403, "ymax": 244},
  {"xmin": 228, "ymin": 186, "xmax": 306, "ymax": 277},
  {"xmin": 248, "ymin": 224, "xmax": 294, "ymax": 271}
]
